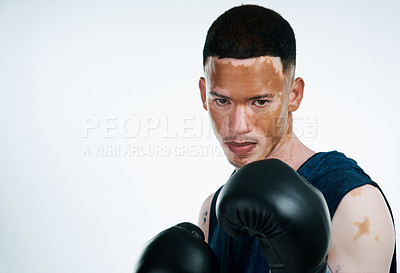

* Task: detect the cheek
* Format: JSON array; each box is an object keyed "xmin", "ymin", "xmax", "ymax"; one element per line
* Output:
[
  {"xmin": 255, "ymin": 115, "xmax": 281, "ymax": 138},
  {"xmin": 255, "ymin": 100, "xmax": 287, "ymax": 138},
  {"xmin": 208, "ymin": 104, "xmax": 228, "ymax": 135}
]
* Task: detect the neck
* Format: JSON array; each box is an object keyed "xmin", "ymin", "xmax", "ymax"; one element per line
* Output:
[{"xmin": 266, "ymin": 118, "xmax": 315, "ymax": 171}]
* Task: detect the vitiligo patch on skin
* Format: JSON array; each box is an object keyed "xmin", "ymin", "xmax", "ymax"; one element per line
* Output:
[
  {"xmin": 353, "ymin": 216, "xmax": 370, "ymax": 240},
  {"xmin": 349, "ymin": 187, "xmax": 363, "ymax": 197},
  {"xmin": 209, "ymin": 56, "xmax": 284, "ymax": 78}
]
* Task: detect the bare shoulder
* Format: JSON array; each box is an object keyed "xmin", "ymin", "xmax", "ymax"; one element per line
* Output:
[
  {"xmin": 197, "ymin": 192, "xmax": 216, "ymax": 243},
  {"xmin": 328, "ymin": 184, "xmax": 395, "ymax": 272}
]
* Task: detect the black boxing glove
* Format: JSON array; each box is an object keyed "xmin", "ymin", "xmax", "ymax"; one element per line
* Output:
[
  {"xmin": 134, "ymin": 222, "xmax": 220, "ymax": 273},
  {"xmin": 216, "ymin": 159, "xmax": 331, "ymax": 273}
]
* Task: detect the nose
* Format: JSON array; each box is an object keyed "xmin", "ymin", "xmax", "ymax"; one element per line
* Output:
[{"xmin": 228, "ymin": 105, "xmax": 251, "ymax": 135}]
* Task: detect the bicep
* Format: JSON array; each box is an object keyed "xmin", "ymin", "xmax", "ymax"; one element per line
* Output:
[
  {"xmin": 327, "ymin": 184, "xmax": 395, "ymax": 272},
  {"xmin": 197, "ymin": 193, "xmax": 215, "ymax": 243}
]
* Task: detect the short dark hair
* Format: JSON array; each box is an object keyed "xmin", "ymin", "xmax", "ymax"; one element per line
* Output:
[{"xmin": 202, "ymin": 4, "xmax": 296, "ymax": 73}]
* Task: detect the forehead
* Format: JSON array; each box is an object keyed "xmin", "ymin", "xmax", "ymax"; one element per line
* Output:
[
  {"xmin": 204, "ymin": 56, "xmax": 285, "ymax": 97},
  {"xmin": 205, "ymin": 56, "xmax": 284, "ymax": 77}
]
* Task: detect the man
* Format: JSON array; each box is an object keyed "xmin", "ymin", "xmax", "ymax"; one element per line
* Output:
[{"xmin": 197, "ymin": 4, "xmax": 396, "ymax": 273}]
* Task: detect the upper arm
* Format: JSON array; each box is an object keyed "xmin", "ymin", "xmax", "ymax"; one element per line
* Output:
[
  {"xmin": 197, "ymin": 192, "xmax": 215, "ymax": 243},
  {"xmin": 327, "ymin": 184, "xmax": 395, "ymax": 272}
]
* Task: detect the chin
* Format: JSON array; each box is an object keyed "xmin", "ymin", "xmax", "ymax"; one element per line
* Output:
[{"xmin": 227, "ymin": 154, "xmax": 257, "ymax": 169}]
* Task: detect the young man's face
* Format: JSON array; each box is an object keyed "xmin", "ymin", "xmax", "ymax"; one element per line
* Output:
[{"xmin": 199, "ymin": 56, "xmax": 299, "ymax": 168}]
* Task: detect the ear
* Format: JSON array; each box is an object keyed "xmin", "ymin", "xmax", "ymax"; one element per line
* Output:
[
  {"xmin": 288, "ymin": 77, "xmax": 305, "ymax": 112},
  {"xmin": 199, "ymin": 77, "xmax": 208, "ymax": 111}
]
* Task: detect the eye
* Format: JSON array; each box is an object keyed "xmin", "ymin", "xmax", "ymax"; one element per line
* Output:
[
  {"xmin": 215, "ymin": 99, "xmax": 230, "ymax": 106},
  {"xmin": 253, "ymin": 100, "xmax": 269, "ymax": 107}
]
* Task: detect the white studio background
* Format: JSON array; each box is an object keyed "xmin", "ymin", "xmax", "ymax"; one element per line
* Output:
[{"xmin": 0, "ymin": 0, "xmax": 399, "ymax": 272}]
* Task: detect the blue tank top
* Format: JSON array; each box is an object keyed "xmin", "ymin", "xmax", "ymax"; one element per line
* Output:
[{"xmin": 208, "ymin": 151, "xmax": 396, "ymax": 273}]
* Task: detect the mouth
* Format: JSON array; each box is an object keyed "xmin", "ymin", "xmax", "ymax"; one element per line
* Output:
[{"xmin": 225, "ymin": 141, "xmax": 257, "ymax": 156}]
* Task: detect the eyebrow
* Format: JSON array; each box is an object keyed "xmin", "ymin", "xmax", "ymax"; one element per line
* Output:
[
  {"xmin": 209, "ymin": 91, "xmax": 231, "ymax": 100},
  {"xmin": 249, "ymin": 94, "xmax": 275, "ymax": 100},
  {"xmin": 209, "ymin": 91, "xmax": 275, "ymax": 100}
]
